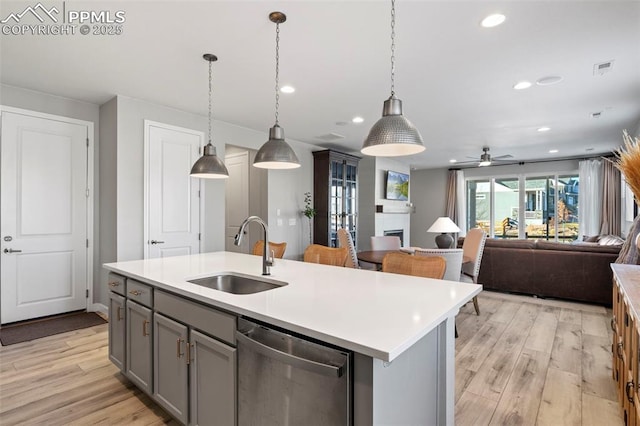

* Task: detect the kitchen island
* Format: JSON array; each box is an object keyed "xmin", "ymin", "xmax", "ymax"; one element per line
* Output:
[{"xmin": 104, "ymin": 251, "xmax": 481, "ymax": 425}]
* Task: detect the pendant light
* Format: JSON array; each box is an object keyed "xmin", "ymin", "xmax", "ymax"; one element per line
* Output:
[
  {"xmin": 253, "ymin": 11, "xmax": 301, "ymax": 170},
  {"xmin": 361, "ymin": 0, "xmax": 425, "ymax": 157},
  {"xmin": 190, "ymin": 54, "xmax": 229, "ymax": 179}
]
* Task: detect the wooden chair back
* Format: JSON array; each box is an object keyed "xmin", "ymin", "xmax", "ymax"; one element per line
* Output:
[
  {"xmin": 382, "ymin": 252, "xmax": 446, "ymax": 279},
  {"xmin": 303, "ymin": 244, "xmax": 348, "ymax": 266},
  {"xmin": 252, "ymin": 240, "xmax": 287, "ymax": 259}
]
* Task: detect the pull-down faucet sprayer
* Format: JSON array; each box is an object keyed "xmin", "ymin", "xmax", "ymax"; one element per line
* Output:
[{"xmin": 234, "ymin": 216, "xmax": 273, "ymax": 275}]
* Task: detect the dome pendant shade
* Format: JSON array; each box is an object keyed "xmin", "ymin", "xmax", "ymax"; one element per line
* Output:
[
  {"xmin": 253, "ymin": 125, "xmax": 301, "ymax": 169},
  {"xmin": 190, "ymin": 142, "xmax": 229, "ymax": 178},
  {"xmin": 361, "ymin": 96, "xmax": 425, "ymax": 157}
]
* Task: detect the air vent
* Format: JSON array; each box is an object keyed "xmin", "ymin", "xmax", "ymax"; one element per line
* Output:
[
  {"xmin": 593, "ymin": 60, "xmax": 614, "ymax": 76},
  {"xmin": 591, "ymin": 111, "xmax": 602, "ymax": 118},
  {"xmin": 315, "ymin": 133, "xmax": 345, "ymax": 142}
]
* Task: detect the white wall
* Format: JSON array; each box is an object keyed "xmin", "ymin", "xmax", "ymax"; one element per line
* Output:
[
  {"xmin": 358, "ymin": 156, "xmax": 411, "ymax": 250},
  {"xmin": 113, "ymin": 95, "xmax": 316, "ymax": 263},
  {"xmin": 410, "ymin": 168, "xmax": 449, "ymax": 248}
]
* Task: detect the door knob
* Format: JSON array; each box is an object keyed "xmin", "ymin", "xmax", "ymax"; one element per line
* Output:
[
  {"xmin": 3, "ymin": 248, "xmax": 22, "ymax": 253},
  {"xmin": 150, "ymin": 240, "xmax": 165, "ymax": 245}
]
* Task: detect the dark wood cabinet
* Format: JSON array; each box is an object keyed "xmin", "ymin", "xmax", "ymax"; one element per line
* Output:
[{"xmin": 313, "ymin": 150, "xmax": 360, "ymax": 248}]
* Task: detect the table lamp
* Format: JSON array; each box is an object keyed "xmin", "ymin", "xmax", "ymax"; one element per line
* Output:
[{"xmin": 427, "ymin": 217, "xmax": 461, "ymax": 249}]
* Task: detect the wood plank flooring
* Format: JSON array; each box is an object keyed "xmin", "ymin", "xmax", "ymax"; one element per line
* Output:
[
  {"xmin": 0, "ymin": 291, "xmax": 623, "ymax": 425},
  {"xmin": 455, "ymin": 291, "xmax": 623, "ymax": 425}
]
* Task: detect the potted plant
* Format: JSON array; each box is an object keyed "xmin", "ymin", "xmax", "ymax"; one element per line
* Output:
[{"xmin": 302, "ymin": 192, "xmax": 317, "ymax": 246}]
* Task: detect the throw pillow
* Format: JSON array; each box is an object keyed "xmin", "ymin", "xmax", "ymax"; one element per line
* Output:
[
  {"xmin": 582, "ymin": 235, "xmax": 600, "ymax": 243},
  {"xmin": 598, "ymin": 234, "xmax": 625, "ymax": 246}
]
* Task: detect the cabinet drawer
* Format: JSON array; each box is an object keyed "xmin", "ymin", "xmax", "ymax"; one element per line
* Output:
[
  {"xmin": 155, "ymin": 290, "xmax": 236, "ymax": 346},
  {"xmin": 127, "ymin": 280, "xmax": 153, "ymax": 308},
  {"xmin": 107, "ymin": 273, "xmax": 126, "ymax": 296}
]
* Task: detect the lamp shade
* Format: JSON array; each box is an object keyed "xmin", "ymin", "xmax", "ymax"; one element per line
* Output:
[
  {"xmin": 253, "ymin": 125, "xmax": 301, "ymax": 169},
  {"xmin": 427, "ymin": 217, "xmax": 461, "ymax": 233},
  {"xmin": 190, "ymin": 143, "xmax": 229, "ymax": 179},
  {"xmin": 361, "ymin": 96, "xmax": 425, "ymax": 157}
]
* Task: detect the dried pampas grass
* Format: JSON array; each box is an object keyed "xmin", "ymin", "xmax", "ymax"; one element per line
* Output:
[{"xmin": 615, "ymin": 130, "xmax": 640, "ymax": 202}]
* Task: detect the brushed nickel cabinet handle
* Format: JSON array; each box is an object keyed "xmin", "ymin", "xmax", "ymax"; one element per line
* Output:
[
  {"xmin": 129, "ymin": 290, "xmax": 142, "ymax": 296},
  {"xmin": 627, "ymin": 381, "xmax": 635, "ymax": 403},
  {"xmin": 108, "ymin": 282, "xmax": 120, "ymax": 287},
  {"xmin": 142, "ymin": 320, "xmax": 149, "ymax": 336},
  {"xmin": 177, "ymin": 339, "xmax": 184, "ymax": 358},
  {"xmin": 186, "ymin": 342, "xmax": 193, "ymax": 365},
  {"xmin": 611, "ymin": 317, "xmax": 617, "ymax": 332},
  {"xmin": 117, "ymin": 306, "xmax": 122, "ymax": 321},
  {"xmin": 618, "ymin": 342, "xmax": 624, "ymax": 359}
]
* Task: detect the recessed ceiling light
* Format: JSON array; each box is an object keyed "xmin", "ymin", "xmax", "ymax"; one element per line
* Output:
[
  {"xmin": 513, "ymin": 81, "xmax": 532, "ymax": 90},
  {"xmin": 537, "ymin": 127, "xmax": 551, "ymax": 132},
  {"xmin": 537, "ymin": 76, "xmax": 563, "ymax": 86},
  {"xmin": 481, "ymin": 14, "xmax": 506, "ymax": 28},
  {"xmin": 352, "ymin": 116, "xmax": 364, "ymax": 124},
  {"xmin": 449, "ymin": 159, "xmax": 457, "ymax": 163},
  {"xmin": 280, "ymin": 85, "xmax": 295, "ymax": 93},
  {"xmin": 549, "ymin": 149, "xmax": 558, "ymax": 154}
]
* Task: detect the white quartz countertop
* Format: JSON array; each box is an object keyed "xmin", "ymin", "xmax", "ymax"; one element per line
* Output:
[{"xmin": 104, "ymin": 251, "xmax": 482, "ymax": 362}]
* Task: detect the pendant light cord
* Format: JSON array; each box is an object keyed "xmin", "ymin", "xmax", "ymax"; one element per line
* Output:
[
  {"xmin": 208, "ymin": 59, "xmax": 213, "ymax": 143},
  {"xmin": 390, "ymin": 0, "xmax": 396, "ymax": 97},
  {"xmin": 274, "ymin": 22, "xmax": 280, "ymax": 126}
]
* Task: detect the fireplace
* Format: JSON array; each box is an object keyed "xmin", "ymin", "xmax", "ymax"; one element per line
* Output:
[{"xmin": 384, "ymin": 229, "xmax": 404, "ymax": 246}]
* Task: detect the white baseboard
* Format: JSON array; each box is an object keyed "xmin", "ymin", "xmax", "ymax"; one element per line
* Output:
[{"xmin": 89, "ymin": 303, "xmax": 108, "ymax": 318}]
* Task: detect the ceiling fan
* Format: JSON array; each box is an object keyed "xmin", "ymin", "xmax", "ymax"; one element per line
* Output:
[{"xmin": 457, "ymin": 147, "xmax": 514, "ymax": 167}]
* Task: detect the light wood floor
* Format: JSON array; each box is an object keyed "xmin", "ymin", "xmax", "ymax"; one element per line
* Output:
[
  {"xmin": 455, "ymin": 291, "xmax": 622, "ymax": 426},
  {"xmin": 0, "ymin": 291, "xmax": 623, "ymax": 425}
]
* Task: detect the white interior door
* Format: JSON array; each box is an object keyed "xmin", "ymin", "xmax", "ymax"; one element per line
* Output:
[
  {"xmin": 1, "ymin": 111, "xmax": 88, "ymax": 324},
  {"xmin": 225, "ymin": 153, "xmax": 249, "ymax": 252},
  {"xmin": 145, "ymin": 121, "xmax": 202, "ymax": 259}
]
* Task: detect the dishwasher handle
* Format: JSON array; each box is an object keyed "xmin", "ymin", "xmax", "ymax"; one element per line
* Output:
[{"xmin": 236, "ymin": 330, "xmax": 345, "ymax": 378}]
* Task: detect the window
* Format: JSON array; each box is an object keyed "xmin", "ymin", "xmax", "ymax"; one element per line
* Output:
[{"xmin": 466, "ymin": 173, "xmax": 579, "ymax": 242}]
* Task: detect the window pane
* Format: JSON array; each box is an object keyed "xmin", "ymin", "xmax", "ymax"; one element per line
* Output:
[
  {"xmin": 558, "ymin": 175, "xmax": 579, "ymax": 242},
  {"xmin": 524, "ymin": 176, "xmax": 552, "ymax": 240},
  {"xmin": 467, "ymin": 179, "xmax": 490, "ymax": 233},
  {"xmin": 493, "ymin": 178, "xmax": 519, "ymax": 238}
]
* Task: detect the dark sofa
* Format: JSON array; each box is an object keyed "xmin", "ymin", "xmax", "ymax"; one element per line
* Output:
[{"xmin": 458, "ymin": 238, "xmax": 622, "ymax": 306}]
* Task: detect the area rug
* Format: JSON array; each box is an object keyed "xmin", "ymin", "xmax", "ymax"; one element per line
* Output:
[{"xmin": 0, "ymin": 312, "xmax": 107, "ymax": 346}]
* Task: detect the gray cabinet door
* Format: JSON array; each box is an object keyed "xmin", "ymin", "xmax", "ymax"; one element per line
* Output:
[
  {"xmin": 126, "ymin": 300, "xmax": 152, "ymax": 394},
  {"xmin": 154, "ymin": 312, "xmax": 189, "ymax": 424},
  {"xmin": 189, "ymin": 329, "xmax": 237, "ymax": 426},
  {"xmin": 108, "ymin": 292, "xmax": 126, "ymax": 371}
]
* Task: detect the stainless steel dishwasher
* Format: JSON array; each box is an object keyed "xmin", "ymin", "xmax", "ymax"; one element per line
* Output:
[{"xmin": 236, "ymin": 318, "xmax": 351, "ymax": 425}]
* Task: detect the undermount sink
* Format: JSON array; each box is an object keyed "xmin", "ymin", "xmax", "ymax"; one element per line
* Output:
[{"xmin": 187, "ymin": 272, "xmax": 288, "ymax": 295}]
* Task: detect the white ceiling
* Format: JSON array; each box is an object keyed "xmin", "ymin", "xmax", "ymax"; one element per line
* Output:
[{"xmin": 2, "ymin": 0, "xmax": 639, "ymax": 169}]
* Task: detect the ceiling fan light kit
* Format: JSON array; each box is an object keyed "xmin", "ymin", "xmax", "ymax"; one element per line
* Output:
[
  {"xmin": 361, "ymin": 0, "xmax": 425, "ymax": 157},
  {"xmin": 253, "ymin": 11, "xmax": 301, "ymax": 170}
]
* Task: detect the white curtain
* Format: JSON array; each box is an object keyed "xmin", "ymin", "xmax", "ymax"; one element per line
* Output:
[
  {"xmin": 456, "ymin": 170, "xmax": 466, "ymax": 236},
  {"xmin": 579, "ymin": 159, "xmax": 603, "ymax": 239}
]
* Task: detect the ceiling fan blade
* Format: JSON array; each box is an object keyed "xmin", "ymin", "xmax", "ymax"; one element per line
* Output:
[{"xmin": 493, "ymin": 154, "xmax": 513, "ymax": 160}]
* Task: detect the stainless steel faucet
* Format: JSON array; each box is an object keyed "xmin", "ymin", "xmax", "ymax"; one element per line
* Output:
[{"xmin": 234, "ymin": 216, "xmax": 273, "ymax": 275}]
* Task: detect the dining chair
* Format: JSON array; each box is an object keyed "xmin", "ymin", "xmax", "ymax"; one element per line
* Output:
[
  {"xmin": 337, "ymin": 228, "xmax": 359, "ymax": 268},
  {"xmin": 370, "ymin": 236, "xmax": 402, "ymax": 251},
  {"xmin": 460, "ymin": 227, "xmax": 487, "ymax": 315},
  {"xmin": 414, "ymin": 248, "xmax": 463, "ymax": 282},
  {"xmin": 303, "ymin": 244, "xmax": 348, "ymax": 267},
  {"xmin": 381, "ymin": 252, "xmax": 446, "ymax": 279},
  {"xmin": 252, "ymin": 240, "xmax": 287, "ymax": 259}
]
